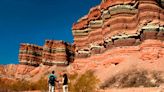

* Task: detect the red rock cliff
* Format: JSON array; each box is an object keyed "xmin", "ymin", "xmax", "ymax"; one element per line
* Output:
[
  {"xmin": 18, "ymin": 0, "xmax": 164, "ymax": 68},
  {"xmin": 72, "ymin": 0, "xmax": 164, "ymax": 59},
  {"xmin": 69, "ymin": 0, "xmax": 164, "ymax": 74},
  {"xmin": 19, "ymin": 40, "xmax": 74, "ymax": 66}
]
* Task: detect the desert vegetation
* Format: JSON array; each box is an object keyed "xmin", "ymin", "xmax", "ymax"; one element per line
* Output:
[
  {"xmin": 0, "ymin": 77, "xmax": 48, "ymax": 92},
  {"xmin": 0, "ymin": 71, "xmax": 99, "ymax": 92},
  {"xmin": 69, "ymin": 70, "xmax": 99, "ymax": 92},
  {"xmin": 2, "ymin": 69, "xmax": 163, "ymax": 92},
  {"xmin": 100, "ymin": 69, "xmax": 164, "ymax": 89}
]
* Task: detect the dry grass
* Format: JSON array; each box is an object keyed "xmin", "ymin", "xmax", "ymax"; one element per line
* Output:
[
  {"xmin": 0, "ymin": 77, "xmax": 48, "ymax": 92},
  {"xmin": 100, "ymin": 69, "xmax": 164, "ymax": 89},
  {"xmin": 0, "ymin": 71, "xmax": 99, "ymax": 92},
  {"xmin": 69, "ymin": 70, "xmax": 99, "ymax": 92}
]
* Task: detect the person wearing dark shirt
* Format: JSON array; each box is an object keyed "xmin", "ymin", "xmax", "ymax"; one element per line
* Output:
[
  {"xmin": 62, "ymin": 73, "xmax": 69, "ymax": 92},
  {"xmin": 48, "ymin": 71, "xmax": 58, "ymax": 92}
]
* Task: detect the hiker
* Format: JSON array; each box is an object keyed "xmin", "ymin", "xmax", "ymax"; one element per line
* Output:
[
  {"xmin": 48, "ymin": 71, "xmax": 58, "ymax": 92},
  {"xmin": 62, "ymin": 73, "xmax": 69, "ymax": 92}
]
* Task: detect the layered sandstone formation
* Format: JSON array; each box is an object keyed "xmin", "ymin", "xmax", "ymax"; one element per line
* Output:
[
  {"xmin": 72, "ymin": 0, "xmax": 164, "ymax": 59},
  {"xmin": 18, "ymin": 0, "xmax": 164, "ymax": 67},
  {"xmin": 19, "ymin": 44, "xmax": 43, "ymax": 66},
  {"xmin": 42, "ymin": 40, "xmax": 74, "ymax": 65},
  {"xmin": 19, "ymin": 40, "xmax": 74, "ymax": 66},
  {"xmin": 70, "ymin": 39, "xmax": 164, "ymax": 73},
  {"xmin": 17, "ymin": 0, "xmax": 164, "ymax": 75}
]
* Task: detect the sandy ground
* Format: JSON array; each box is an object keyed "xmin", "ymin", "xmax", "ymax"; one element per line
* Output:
[
  {"xmin": 99, "ymin": 87, "xmax": 164, "ymax": 92},
  {"xmin": 23, "ymin": 87, "xmax": 164, "ymax": 92}
]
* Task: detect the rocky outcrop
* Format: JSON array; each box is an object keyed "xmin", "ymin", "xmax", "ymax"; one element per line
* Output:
[
  {"xmin": 19, "ymin": 40, "xmax": 75, "ymax": 66},
  {"xmin": 69, "ymin": 39, "xmax": 164, "ymax": 74},
  {"xmin": 0, "ymin": 64, "xmax": 67, "ymax": 82},
  {"xmin": 18, "ymin": 0, "xmax": 164, "ymax": 67},
  {"xmin": 70, "ymin": 0, "xmax": 164, "ymax": 75},
  {"xmin": 19, "ymin": 44, "xmax": 43, "ymax": 66},
  {"xmin": 17, "ymin": 0, "xmax": 164, "ymax": 77},
  {"xmin": 0, "ymin": 64, "xmax": 35, "ymax": 80},
  {"xmin": 42, "ymin": 40, "xmax": 74, "ymax": 66},
  {"xmin": 72, "ymin": 0, "xmax": 164, "ymax": 59}
]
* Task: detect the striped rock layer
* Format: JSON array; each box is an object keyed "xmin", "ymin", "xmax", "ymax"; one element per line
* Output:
[
  {"xmin": 18, "ymin": 0, "xmax": 164, "ymax": 67},
  {"xmin": 72, "ymin": 0, "xmax": 164, "ymax": 59},
  {"xmin": 19, "ymin": 40, "xmax": 74, "ymax": 66}
]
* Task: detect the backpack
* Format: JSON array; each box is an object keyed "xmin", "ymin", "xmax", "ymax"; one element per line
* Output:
[{"xmin": 49, "ymin": 75, "xmax": 56, "ymax": 85}]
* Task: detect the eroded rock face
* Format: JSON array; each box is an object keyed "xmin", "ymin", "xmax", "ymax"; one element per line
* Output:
[
  {"xmin": 19, "ymin": 44, "xmax": 43, "ymax": 66},
  {"xmin": 42, "ymin": 40, "xmax": 75, "ymax": 66},
  {"xmin": 72, "ymin": 0, "xmax": 164, "ymax": 58},
  {"xmin": 18, "ymin": 0, "xmax": 164, "ymax": 68},
  {"xmin": 0, "ymin": 64, "xmax": 68, "ymax": 82},
  {"xmin": 19, "ymin": 40, "xmax": 75, "ymax": 66},
  {"xmin": 0, "ymin": 64, "xmax": 35, "ymax": 80},
  {"xmin": 70, "ymin": 1, "xmax": 164, "ymax": 76},
  {"xmin": 69, "ymin": 39, "xmax": 164, "ymax": 74}
]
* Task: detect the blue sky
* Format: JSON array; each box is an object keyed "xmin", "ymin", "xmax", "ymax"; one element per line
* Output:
[{"xmin": 0, "ymin": 0, "xmax": 100, "ymax": 64}]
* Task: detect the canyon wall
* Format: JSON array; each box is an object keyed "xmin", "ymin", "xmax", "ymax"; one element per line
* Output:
[
  {"xmin": 69, "ymin": 0, "xmax": 164, "ymax": 74},
  {"xmin": 18, "ymin": 0, "xmax": 164, "ymax": 68},
  {"xmin": 72, "ymin": 0, "xmax": 164, "ymax": 59},
  {"xmin": 70, "ymin": 39, "xmax": 164, "ymax": 73},
  {"xmin": 19, "ymin": 40, "xmax": 75, "ymax": 66}
]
